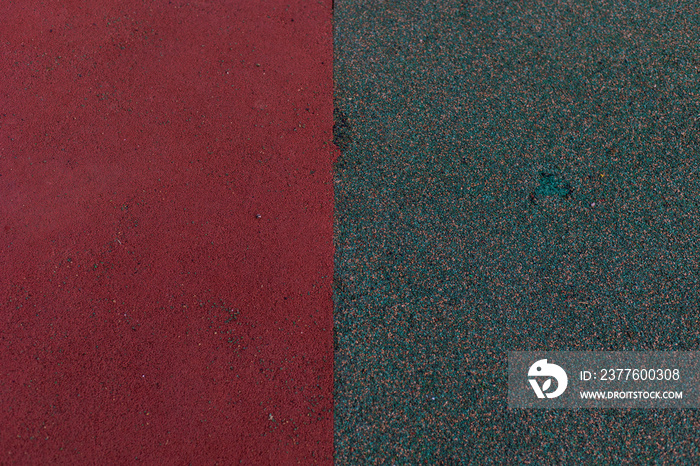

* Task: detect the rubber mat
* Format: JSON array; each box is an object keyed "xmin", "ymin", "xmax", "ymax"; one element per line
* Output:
[
  {"xmin": 334, "ymin": 1, "xmax": 700, "ymax": 463},
  {"xmin": 1, "ymin": 1, "xmax": 334, "ymax": 463}
]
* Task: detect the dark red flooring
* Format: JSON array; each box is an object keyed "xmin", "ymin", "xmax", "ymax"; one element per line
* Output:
[{"xmin": 1, "ymin": 1, "xmax": 334, "ymax": 463}]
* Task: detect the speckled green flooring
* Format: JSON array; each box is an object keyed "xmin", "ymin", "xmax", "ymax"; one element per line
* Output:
[{"xmin": 334, "ymin": 1, "xmax": 700, "ymax": 463}]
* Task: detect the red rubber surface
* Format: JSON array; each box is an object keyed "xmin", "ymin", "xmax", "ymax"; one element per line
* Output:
[{"xmin": 0, "ymin": 1, "xmax": 334, "ymax": 463}]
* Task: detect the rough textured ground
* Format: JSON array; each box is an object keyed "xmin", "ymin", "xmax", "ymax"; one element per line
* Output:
[
  {"xmin": 1, "ymin": 1, "xmax": 334, "ymax": 463},
  {"xmin": 334, "ymin": 1, "xmax": 700, "ymax": 463}
]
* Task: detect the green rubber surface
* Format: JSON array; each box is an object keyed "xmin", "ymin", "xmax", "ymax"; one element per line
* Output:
[{"xmin": 334, "ymin": 1, "xmax": 700, "ymax": 463}]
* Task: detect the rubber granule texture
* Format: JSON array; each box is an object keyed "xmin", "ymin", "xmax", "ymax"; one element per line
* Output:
[
  {"xmin": 1, "ymin": 1, "xmax": 334, "ymax": 463},
  {"xmin": 334, "ymin": 1, "xmax": 700, "ymax": 463}
]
